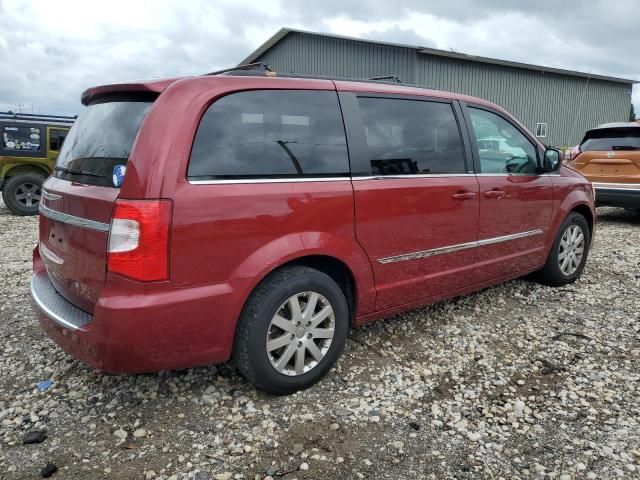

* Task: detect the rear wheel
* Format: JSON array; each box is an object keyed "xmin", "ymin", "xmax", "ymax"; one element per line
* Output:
[
  {"xmin": 536, "ymin": 212, "xmax": 590, "ymax": 286},
  {"xmin": 2, "ymin": 172, "xmax": 45, "ymax": 216},
  {"xmin": 234, "ymin": 265, "xmax": 349, "ymax": 394}
]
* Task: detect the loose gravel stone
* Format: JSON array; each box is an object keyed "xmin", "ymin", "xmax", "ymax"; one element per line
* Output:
[
  {"xmin": 0, "ymin": 202, "xmax": 638, "ymax": 480},
  {"xmin": 40, "ymin": 463, "xmax": 57, "ymax": 478},
  {"xmin": 22, "ymin": 430, "xmax": 47, "ymax": 445},
  {"xmin": 132, "ymin": 428, "xmax": 147, "ymax": 438}
]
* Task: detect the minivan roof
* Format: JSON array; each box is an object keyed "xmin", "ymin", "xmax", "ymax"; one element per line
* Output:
[{"xmin": 81, "ymin": 73, "xmax": 498, "ymax": 110}]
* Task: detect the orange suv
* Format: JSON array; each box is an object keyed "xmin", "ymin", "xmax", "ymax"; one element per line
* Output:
[{"xmin": 569, "ymin": 122, "xmax": 640, "ymax": 210}]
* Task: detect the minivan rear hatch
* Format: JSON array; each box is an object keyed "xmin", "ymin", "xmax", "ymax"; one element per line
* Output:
[
  {"xmin": 577, "ymin": 126, "xmax": 640, "ymax": 183},
  {"xmin": 39, "ymin": 95, "xmax": 154, "ymax": 313}
]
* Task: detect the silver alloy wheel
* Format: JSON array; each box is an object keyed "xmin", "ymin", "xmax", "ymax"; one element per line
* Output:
[
  {"xmin": 266, "ymin": 291, "xmax": 335, "ymax": 376},
  {"xmin": 558, "ymin": 224, "xmax": 585, "ymax": 276},
  {"xmin": 15, "ymin": 182, "xmax": 41, "ymax": 208}
]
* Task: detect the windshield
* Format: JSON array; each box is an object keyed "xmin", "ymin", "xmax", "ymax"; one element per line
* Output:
[
  {"xmin": 54, "ymin": 99, "xmax": 153, "ymax": 187},
  {"xmin": 580, "ymin": 128, "xmax": 640, "ymax": 152}
]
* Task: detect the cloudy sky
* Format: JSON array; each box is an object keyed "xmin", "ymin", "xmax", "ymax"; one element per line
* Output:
[{"xmin": 0, "ymin": 0, "xmax": 638, "ymax": 116}]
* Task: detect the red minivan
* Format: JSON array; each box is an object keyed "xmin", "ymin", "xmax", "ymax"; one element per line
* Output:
[{"xmin": 30, "ymin": 67, "xmax": 595, "ymax": 393}]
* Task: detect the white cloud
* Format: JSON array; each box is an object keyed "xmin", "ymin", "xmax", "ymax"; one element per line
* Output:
[{"xmin": 0, "ymin": 0, "xmax": 637, "ymax": 117}]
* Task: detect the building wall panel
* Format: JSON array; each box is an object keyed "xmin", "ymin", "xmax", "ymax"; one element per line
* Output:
[{"xmin": 257, "ymin": 32, "xmax": 633, "ymax": 146}]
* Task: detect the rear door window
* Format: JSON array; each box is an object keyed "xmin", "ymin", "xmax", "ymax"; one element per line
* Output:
[
  {"xmin": 581, "ymin": 129, "xmax": 640, "ymax": 151},
  {"xmin": 188, "ymin": 90, "xmax": 349, "ymax": 180},
  {"xmin": 356, "ymin": 97, "xmax": 466, "ymax": 175},
  {"xmin": 54, "ymin": 98, "xmax": 153, "ymax": 187}
]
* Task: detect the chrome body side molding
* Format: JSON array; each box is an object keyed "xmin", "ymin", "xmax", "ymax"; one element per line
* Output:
[{"xmin": 378, "ymin": 229, "xmax": 544, "ymax": 264}]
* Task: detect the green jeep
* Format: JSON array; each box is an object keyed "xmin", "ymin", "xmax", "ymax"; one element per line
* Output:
[{"xmin": 1, "ymin": 111, "xmax": 74, "ymax": 215}]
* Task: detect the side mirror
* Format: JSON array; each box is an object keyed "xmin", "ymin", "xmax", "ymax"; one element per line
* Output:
[{"xmin": 542, "ymin": 148, "xmax": 561, "ymax": 172}]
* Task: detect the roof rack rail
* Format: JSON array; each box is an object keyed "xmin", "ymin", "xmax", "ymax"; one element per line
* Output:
[
  {"xmin": 271, "ymin": 71, "xmax": 438, "ymax": 90},
  {"xmin": 368, "ymin": 75, "xmax": 402, "ymax": 83},
  {"xmin": 201, "ymin": 65, "xmax": 440, "ymax": 91},
  {"xmin": 205, "ymin": 62, "xmax": 275, "ymax": 77},
  {"xmin": 0, "ymin": 111, "xmax": 77, "ymax": 123}
]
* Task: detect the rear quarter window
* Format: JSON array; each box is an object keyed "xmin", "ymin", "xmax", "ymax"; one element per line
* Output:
[{"xmin": 188, "ymin": 90, "xmax": 349, "ymax": 180}]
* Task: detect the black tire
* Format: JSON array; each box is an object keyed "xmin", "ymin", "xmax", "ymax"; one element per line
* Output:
[
  {"xmin": 234, "ymin": 265, "xmax": 349, "ymax": 394},
  {"xmin": 536, "ymin": 212, "xmax": 591, "ymax": 286},
  {"xmin": 2, "ymin": 172, "xmax": 45, "ymax": 216}
]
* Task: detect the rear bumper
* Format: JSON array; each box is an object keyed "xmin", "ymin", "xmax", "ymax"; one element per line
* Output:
[
  {"xmin": 593, "ymin": 183, "xmax": 640, "ymax": 209},
  {"xmin": 30, "ymin": 264, "xmax": 254, "ymax": 373}
]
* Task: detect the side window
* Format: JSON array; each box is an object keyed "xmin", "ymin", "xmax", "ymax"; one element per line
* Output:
[
  {"xmin": 188, "ymin": 90, "xmax": 349, "ymax": 179},
  {"xmin": 468, "ymin": 108, "xmax": 538, "ymax": 174},
  {"xmin": 49, "ymin": 129, "xmax": 68, "ymax": 151},
  {"xmin": 356, "ymin": 97, "xmax": 465, "ymax": 175},
  {"xmin": 2, "ymin": 125, "xmax": 41, "ymax": 152}
]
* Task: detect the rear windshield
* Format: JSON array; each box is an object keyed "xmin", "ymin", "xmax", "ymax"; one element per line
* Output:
[
  {"xmin": 54, "ymin": 99, "xmax": 153, "ymax": 187},
  {"xmin": 580, "ymin": 128, "xmax": 640, "ymax": 152}
]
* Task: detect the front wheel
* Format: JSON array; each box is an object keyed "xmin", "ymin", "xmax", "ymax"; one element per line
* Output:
[
  {"xmin": 234, "ymin": 266, "xmax": 349, "ymax": 394},
  {"xmin": 536, "ymin": 212, "xmax": 591, "ymax": 286}
]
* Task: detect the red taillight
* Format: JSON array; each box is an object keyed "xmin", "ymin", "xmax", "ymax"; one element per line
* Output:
[{"xmin": 107, "ymin": 199, "xmax": 172, "ymax": 281}]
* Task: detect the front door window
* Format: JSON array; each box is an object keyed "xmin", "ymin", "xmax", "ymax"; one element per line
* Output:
[{"xmin": 469, "ymin": 108, "xmax": 538, "ymax": 175}]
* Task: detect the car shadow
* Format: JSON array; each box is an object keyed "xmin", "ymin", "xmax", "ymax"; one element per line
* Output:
[{"xmin": 595, "ymin": 207, "xmax": 640, "ymax": 226}]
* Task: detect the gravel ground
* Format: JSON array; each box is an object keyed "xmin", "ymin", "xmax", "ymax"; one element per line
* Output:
[{"xmin": 1, "ymin": 200, "xmax": 639, "ymax": 480}]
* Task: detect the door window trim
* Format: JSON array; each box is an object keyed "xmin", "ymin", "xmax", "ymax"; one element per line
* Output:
[
  {"xmin": 460, "ymin": 101, "xmax": 544, "ymax": 175},
  {"xmin": 339, "ymin": 92, "xmax": 473, "ymax": 177}
]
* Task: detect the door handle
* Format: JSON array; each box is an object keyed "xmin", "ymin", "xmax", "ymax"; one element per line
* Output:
[
  {"xmin": 484, "ymin": 189, "xmax": 506, "ymax": 199},
  {"xmin": 452, "ymin": 191, "xmax": 476, "ymax": 200}
]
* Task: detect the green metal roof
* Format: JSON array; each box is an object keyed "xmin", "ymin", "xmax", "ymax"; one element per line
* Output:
[{"xmin": 240, "ymin": 28, "xmax": 637, "ymax": 85}]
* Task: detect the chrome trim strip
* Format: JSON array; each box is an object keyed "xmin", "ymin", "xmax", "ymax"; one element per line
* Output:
[
  {"xmin": 188, "ymin": 177, "xmax": 350, "ymax": 185},
  {"xmin": 189, "ymin": 173, "xmax": 548, "ymax": 183},
  {"xmin": 30, "ymin": 275, "xmax": 92, "ymax": 331},
  {"xmin": 352, "ymin": 174, "xmax": 474, "ymax": 180},
  {"xmin": 378, "ymin": 240, "xmax": 477, "ymax": 264},
  {"xmin": 377, "ymin": 229, "xmax": 544, "ymax": 264},
  {"xmin": 474, "ymin": 173, "xmax": 544, "ymax": 177},
  {"xmin": 42, "ymin": 189, "xmax": 62, "ymax": 201},
  {"xmin": 477, "ymin": 229, "xmax": 544, "ymax": 246},
  {"xmin": 592, "ymin": 182, "xmax": 640, "ymax": 191},
  {"xmin": 39, "ymin": 203, "xmax": 110, "ymax": 232}
]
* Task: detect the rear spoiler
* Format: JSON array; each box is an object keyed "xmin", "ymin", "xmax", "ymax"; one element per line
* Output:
[{"xmin": 81, "ymin": 78, "xmax": 181, "ymax": 105}]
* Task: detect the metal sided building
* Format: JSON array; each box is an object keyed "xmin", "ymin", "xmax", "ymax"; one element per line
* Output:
[{"xmin": 240, "ymin": 28, "xmax": 636, "ymax": 147}]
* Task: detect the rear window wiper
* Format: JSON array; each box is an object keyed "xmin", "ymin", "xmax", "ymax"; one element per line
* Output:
[{"xmin": 55, "ymin": 166, "xmax": 106, "ymax": 178}]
